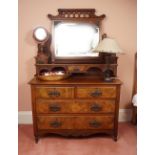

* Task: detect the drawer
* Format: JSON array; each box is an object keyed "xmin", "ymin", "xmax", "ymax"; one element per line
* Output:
[
  {"xmin": 75, "ymin": 100, "xmax": 115, "ymax": 113},
  {"xmin": 36, "ymin": 99, "xmax": 115, "ymax": 114},
  {"xmin": 36, "ymin": 100, "xmax": 73, "ymax": 114},
  {"xmin": 35, "ymin": 87, "xmax": 74, "ymax": 99},
  {"xmin": 76, "ymin": 87, "xmax": 116, "ymax": 99},
  {"xmin": 37, "ymin": 115, "xmax": 114, "ymax": 130},
  {"xmin": 68, "ymin": 65, "xmax": 86, "ymax": 72}
]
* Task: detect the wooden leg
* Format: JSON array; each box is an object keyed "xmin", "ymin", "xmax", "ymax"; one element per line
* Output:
[
  {"xmin": 113, "ymin": 135, "xmax": 118, "ymax": 142},
  {"xmin": 113, "ymin": 131, "xmax": 118, "ymax": 142},
  {"xmin": 35, "ymin": 136, "xmax": 39, "ymax": 143}
]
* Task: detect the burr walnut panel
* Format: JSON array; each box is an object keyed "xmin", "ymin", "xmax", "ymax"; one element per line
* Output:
[
  {"xmin": 35, "ymin": 87, "xmax": 74, "ymax": 99},
  {"xmin": 36, "ymin": 99, "xmax": 115, "ymax": 114},
  {"xmin": 76, "ymin": 87, "xmax": 116, "ymax": 99},
  {"xmin": 37, "ymin": 115, "xmax": 114, "ymax": 130},
  {"xmin": 75, "ymin": 100, "xmax": 115, "ymax": 113},
  {"xmin": 68, "ymin": 65, "xmax": 87, "ymax": 72}
]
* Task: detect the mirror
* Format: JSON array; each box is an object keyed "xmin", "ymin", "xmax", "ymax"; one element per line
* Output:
[
  {"xmin": 53, "ymin": 22, "xmax": 99, "ymax": 57},
  {"xmin": 33, "ymin": 27, "xmax": 49, "ymax": 42}
]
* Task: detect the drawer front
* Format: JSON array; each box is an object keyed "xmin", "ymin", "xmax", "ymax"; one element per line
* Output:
[
  {"xmin": 75, "ymin": 100, "xmax": 115, "ymax": 113},
  {"xmin": 68, "ymin": 65, "xmax": 86, "ymax": 72},
  {"xmin": 35, "ymin": 87, "xmax": 74, "ymax": 99},
  {"xmin": 76, "ymin": 87, "xmax": 116, "ymax": 99},
  {"xmin": 36, "ymin": 100, "xmax": 73, "ymax": 114},
  {"xmin": 36, "ymin": 99, "xmax": 115, "ymax": 114},
  {"xmin": 37, "ymin": 115, "xmax": 114, "ymax": 130}
]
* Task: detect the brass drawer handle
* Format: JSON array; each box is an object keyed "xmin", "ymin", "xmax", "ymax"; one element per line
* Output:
[
  {"xmin": 90, "ymin": 104, "xmax": 102, "ymax": 112},
  {"xmin": 48, "ymin": 90, "xmax": 60, "ymax": 97},
  {"xmin": 89, "ymin": 120, "xmax": 102, "ymax": 128},
  {"xmin": 90, "ymin": 90, "xmax": 102, "ymax": 97},
  {"xmin": 50, "ymin": 120, "xmax": 62, "ymax": 128},
  {"xmin": 49, "ymin": 104, "xmax": 61, "ymax": 112}
]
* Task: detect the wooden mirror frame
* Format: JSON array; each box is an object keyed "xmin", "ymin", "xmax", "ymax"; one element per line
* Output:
[{"xmin": 48, "ymin": 9, "xmax": 107, "ymax": 64}]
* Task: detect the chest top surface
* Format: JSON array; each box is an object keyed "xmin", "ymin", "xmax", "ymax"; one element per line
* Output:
[{"xmin": 29, "ymin": 75, "xmax": 122, "ymax": 85}]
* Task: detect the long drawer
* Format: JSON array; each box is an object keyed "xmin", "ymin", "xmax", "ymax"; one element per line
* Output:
[
  {"xmin": 76, "ymin": 87, "xmax": 116, "ymax": 99},
  {"xmin": 35, "ymin": 87, "xmax": 74, "ymax": 99},
  {"xmin": 37, "ymin": 115, "xmax": 114, "ymax": 130},
  {"xmin": 36, "ymin": 99, "xmax": 115, "ymax": 114}
]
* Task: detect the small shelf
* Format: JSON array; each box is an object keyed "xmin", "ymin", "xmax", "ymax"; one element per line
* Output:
[{"xmin": 36, "ymin": 63, "xmax": 117, "ymax": 78}]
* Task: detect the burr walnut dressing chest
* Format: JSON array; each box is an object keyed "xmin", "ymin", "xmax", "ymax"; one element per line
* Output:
[
  {"xmin": 29, "ymin": 9, "xmax": 122, "ymax": 143},
  {"xmin": 29, "ymin": 76, "xmax": 121, "ymax": 143}
]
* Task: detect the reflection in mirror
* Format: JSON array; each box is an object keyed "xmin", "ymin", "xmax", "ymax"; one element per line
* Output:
[{"xmin": 54, "ymin": 22, "xmax": 99, "ymax": 57}]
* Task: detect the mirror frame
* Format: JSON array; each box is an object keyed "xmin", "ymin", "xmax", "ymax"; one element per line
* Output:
[{"xmin": 48, "ymin": 9, "xmax": 106, "ymax": 64}]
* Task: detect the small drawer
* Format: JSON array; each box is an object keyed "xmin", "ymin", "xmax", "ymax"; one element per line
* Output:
[
  {"xmin": 68, "ymin": 65, "xmax": 86, "ymax": 72},
  {"xmin": 36, "ymin": 99, "xmax": 73, "ymax": 114},
  {"xmin": 76, "ymin": 87, "xmax": 116, "ymax": 99},
  {"xmin": 35, "ymin": 87, "xmax": 74, "ymax": 99},
  {"xmin": 36, "ymin": 99, "xmax": 115, "ymax": 114},
  {"xmin": 37, "ymin": 115, "xmax": 114, "ymax": 130}
]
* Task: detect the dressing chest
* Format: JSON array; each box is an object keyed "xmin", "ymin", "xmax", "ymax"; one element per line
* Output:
[
  {"xmin": 29, "ymin": 75, "xmax": 121, "ymax": 143},
  {"xmin": 29, "ymin": 9, "xmax": 122, "ymax": 142}
]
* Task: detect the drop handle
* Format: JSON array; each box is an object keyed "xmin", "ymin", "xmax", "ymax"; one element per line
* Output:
[
  {"xmin": 90, "ymin": 104, "xmax": 102, "ymax": 112},
  {"xmin": 89, "ymin": 120, "xmax": 102, "ymax": 128},
  {"xmin": 50, "ymin": 120, "xmax": 62, "ymax": 128},
  {"xmin": 48, "ymin": 90, "xmax": 60, "ymax": 97},
  {"xmin": 49, "ymin": 104, "xmax": 61, "ymax": 112},
  {"xmin": 90, "ymin": 90, "xmax": 102, "ymax": 97}
]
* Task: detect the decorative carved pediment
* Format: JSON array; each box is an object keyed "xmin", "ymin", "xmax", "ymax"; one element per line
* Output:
[{"xmin": 47, "ymin": 9, "xmax": 105, "ymax": 20}]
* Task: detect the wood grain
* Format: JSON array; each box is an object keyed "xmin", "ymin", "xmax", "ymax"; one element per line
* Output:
[
  {"xmin": 36, "ymin": 99, "xmax": 115, "ymax": 114},
  {"xmin": 76, "ymin": 87, "xmax": 116, "ymax": 99},
  {"xmin": 35, "ymin": 87, "xmax": 74, "ymax": 99},
  {"xmin": 37, "ymin": 115, "xmax": 114, "ymax": 130}
]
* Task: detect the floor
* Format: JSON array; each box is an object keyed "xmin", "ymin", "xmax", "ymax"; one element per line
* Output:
[{"xmin": 18, "ymin": 123, "xmax": 136, "ymax": 155}]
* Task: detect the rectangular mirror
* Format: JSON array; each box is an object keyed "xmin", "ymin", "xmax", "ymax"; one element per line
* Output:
[
  {"xmin": 54, "ymin": 21, "xmax": 99, "ymax": 57},
  {"xmin": 48, "ymin": 9, "xmax": 106, "ymax": 63}
]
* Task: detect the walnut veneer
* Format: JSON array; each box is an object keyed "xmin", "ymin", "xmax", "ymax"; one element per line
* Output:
[
  {"xmin": 29, "ymin": 75, "xmax": 122, "ymax": 143},
  {"xmin": 30, "ymin": 8, "xmax": 122, "ymax": 143}
]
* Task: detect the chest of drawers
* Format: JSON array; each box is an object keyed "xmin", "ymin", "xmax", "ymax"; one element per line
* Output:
[{"xmin": 29, "ymin": 76, "xmax": 122, "ymax": 143}]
